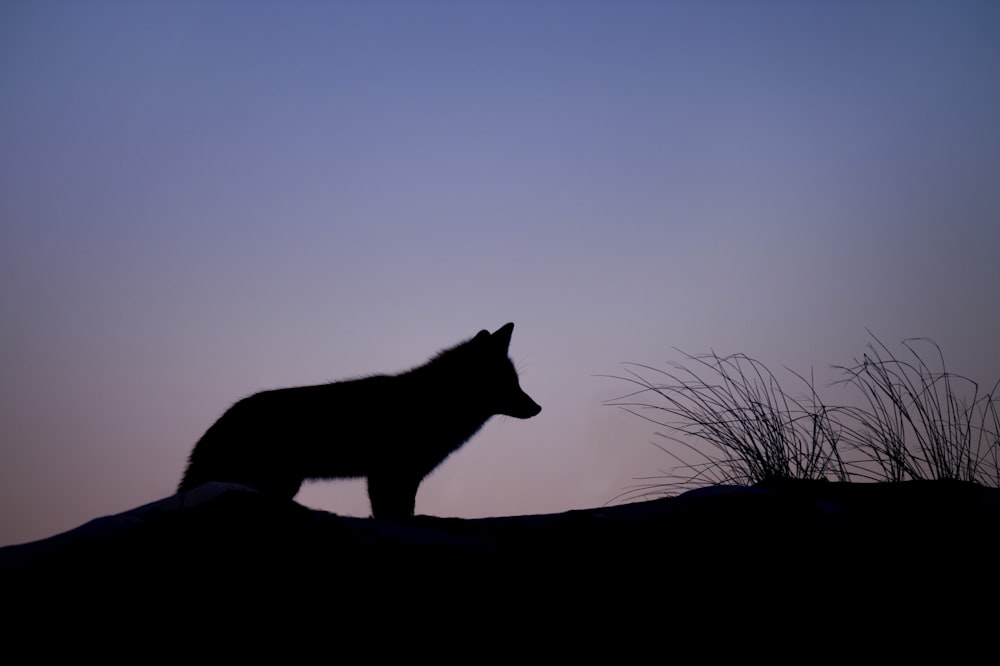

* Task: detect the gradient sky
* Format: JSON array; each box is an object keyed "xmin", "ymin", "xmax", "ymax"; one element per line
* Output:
[{"xmin": 2, "ymin": 1, "xmax": 999, "ymax": 546}]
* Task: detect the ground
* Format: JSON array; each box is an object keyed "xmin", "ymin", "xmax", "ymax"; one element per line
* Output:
[{"xmin": 3, "ymin": 479, "xmax": 996, "ymax": 651}]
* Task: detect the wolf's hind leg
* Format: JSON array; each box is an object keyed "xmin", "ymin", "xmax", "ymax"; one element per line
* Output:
[{"xmin": 367, "ymin": 473, "xmax": 420, "ymax": 520}]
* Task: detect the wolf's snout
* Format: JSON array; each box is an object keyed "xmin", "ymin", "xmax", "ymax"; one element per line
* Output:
[{"xmin": 506, "ymin": 390, "xmax": 541, "ymax": 419}]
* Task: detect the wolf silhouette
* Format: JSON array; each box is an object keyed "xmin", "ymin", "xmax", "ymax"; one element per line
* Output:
[{"xmin": 178, "ymin": 323, "xmax": 541, "ymax": 519}]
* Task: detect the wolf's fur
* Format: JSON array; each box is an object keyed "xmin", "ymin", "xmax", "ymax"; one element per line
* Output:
[{"xmin": 178, "ymin": 323, "xmax": 541, "ymax": 519}]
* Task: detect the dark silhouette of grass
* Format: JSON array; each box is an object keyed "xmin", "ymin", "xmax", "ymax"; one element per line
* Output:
[
  {"xmin": 606, "ymin": 334, "xmax": 1000, "ymax": 501},
  {"xmin": 834, "ymin": 335, "xmax": 1000, "ymax": 486}
]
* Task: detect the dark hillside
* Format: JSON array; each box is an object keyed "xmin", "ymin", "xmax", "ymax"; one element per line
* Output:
[{"xmin": 3, "ymin": 480, "xmax": 997, "ymax": 649}]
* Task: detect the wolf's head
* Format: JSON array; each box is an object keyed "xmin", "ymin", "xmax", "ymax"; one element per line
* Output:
[{"xmin": 470, "ymin": 322, "xmax": 542, "ymax": 420}]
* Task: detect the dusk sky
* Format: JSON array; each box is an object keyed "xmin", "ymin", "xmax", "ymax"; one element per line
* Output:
[{"xmin": 3, "ymin": 1, "xmax": 999, "ymax": 546}]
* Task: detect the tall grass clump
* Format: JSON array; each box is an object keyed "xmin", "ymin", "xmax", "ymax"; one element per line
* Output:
[
  {"xmin": 607, "ymin": 335, "xmax": 1000, "ymax": 499},
  {"xmin": 604, "ymin": 351, "xmax": 850, "ymax": 500},
  {"xmin": 835, "ymin": 335, "xmax": 1000, "ymax": 486}
]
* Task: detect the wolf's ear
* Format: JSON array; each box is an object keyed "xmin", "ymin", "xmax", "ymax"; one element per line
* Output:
[{"xmin": 492, "ymin": 322, "xmax": 514, "ymax": 351}]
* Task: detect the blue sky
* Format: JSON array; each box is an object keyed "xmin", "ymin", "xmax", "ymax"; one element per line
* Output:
[{"xmin": 2, "ymin": 1, "xmax": 999, "ymax": 546}]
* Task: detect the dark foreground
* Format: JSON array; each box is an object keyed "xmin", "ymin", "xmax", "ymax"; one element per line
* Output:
[{"xmin": 4, "ymin": 479, "xmax": 998, "ymax": 651}]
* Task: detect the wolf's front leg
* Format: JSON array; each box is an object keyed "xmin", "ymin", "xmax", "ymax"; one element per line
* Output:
[{"xmin": 367, "ymin": 473, "xmax": 420, "ymax": 520}]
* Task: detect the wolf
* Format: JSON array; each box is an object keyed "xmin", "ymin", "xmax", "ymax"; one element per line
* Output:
[{"xmin": 178, "ymin": 322, "xmax": 541, "ymax": 519}]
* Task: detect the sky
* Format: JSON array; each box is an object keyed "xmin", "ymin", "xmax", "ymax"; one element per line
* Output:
[{"xmin": 2, "ymin": 1, "xmax": 999, "ymax": 547}]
